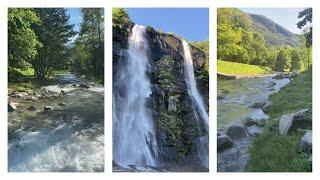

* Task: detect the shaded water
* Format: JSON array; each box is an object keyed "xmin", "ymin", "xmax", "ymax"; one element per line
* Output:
[
  {"xmin": 217, "ymin": 76, "xmax": 290, "ymax": 128},
  {"xmin": 113, "ymin": 24, "xmax": 158, "ymax": 167},
  {"xmin": 8, "ymin": 74, "xmax": 104, "ymax": 172}
]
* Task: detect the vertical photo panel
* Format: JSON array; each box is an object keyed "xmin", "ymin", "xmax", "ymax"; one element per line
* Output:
[
  {"xmin": 112, "ymin": 8, "xmax": 209, "ymax": 172},
  {"xmin": 217, "ymin": 8, "xmax": 312, "ymax": 172},
  {"xmin": 8, "ymin": 8, "xmax": 104, "ymax": 172}
]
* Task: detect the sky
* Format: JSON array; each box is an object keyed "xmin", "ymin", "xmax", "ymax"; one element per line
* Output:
[
  {"xmin": 67, "ymin": 8, "xmax": 82, "ymax": 33},
  {"xmin": 126, "ymin": 8, "xmax": 209, "ymax": 41},
  {"xmin": 240, "ymin": 8, "xmax": 307, "ymax": 34}
]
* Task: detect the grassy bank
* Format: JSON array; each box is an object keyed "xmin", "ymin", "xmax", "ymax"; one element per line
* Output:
[
  {"xmin": 247, "ymin": 69, "xmax": 312, "ymax": 172},
  {"xmin": 217, "ymin": 60, "xmax": 270, "ymax": 75}
]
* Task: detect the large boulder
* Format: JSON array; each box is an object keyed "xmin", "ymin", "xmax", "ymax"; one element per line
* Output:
[
  {"xmin": 225, "ymin": 123, "xmax": 248, "ymax": 139},
  {"xmin": 249, "ymin": 101, "xmax": 266, "ymax": 108},
  {"xmin": 300, "ymin": 130, "xmax": 312, "ymax": 154},
  {"xmin": 262, "ymin": 100, "xmax": 272, "ymax": 113},
  {"xmin": 279, "ymin": 109, "xmax": 310, "ymax": 138},
  {"xmin": 8, "ymin": 101, "xmax": 17, "ymax": 112},
  {"xmin": 217, "ymin": 132, "xmax": 233, "ymax": 152}
]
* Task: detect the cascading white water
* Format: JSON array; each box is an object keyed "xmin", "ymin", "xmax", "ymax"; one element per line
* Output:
[
  {"xmin": 113, "ymin": 24, "xmax": 157, "ymax": 167},
  {"xmin": 182, "ymin": 40, "xmax": 209, "ymax": 128},
  {"xmin": 182, "ymin": 40, "xmax": 209, "ymax": 168}
]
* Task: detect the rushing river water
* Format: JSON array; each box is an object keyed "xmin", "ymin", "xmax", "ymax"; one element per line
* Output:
[
  {"xmin": 8, "ymin": 74, "xmax": 104, "ymax": 172},
  {"xmin": 217, "ymin": 76, "xmax": 290, "ymax": 129}
]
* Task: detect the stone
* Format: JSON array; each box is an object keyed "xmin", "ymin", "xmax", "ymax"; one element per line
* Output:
[
  {"xmin": 8, "ymin": 101, "xmax": 17, "ymax": 112},
  {"xmin": 242, "ymin": 117, "xmax": 258, "ymax": 127},
  {"xmin": 279, "ymin": 109, "xmax": 309, "ymax": 138},
  {"xmin": 44, "ymin": 106, "xmax": 53, "ymax": 112},
  {"xmin": 10, "ymin": 92, "xmax": 29, "ymax": 98},
  {"xmin": 249, "ymin": 101, "xmax": 266, "ymax": 108},
  {"xmin": 262, "ymin": 100, "xmax": 272, "ymax": 113},
  {"xmin": 72, "ymin": 83, "xmax": 77, "ymax": 87},
  {"xmin": 272, "ymin": 73, "xmax": 284, "ymax": 79},
  {"xmin": 58, "ymin": 102, "xmax": 66, "ymax": 106},
  {"xmin": 225, "ymin": 123, "xmax": 248, "ymax": 139},
  {"xmin": 168, "ymin": 95, "xmax": 179, "ymax": 112},
  {"xmin": 25, "ymin": 96, "xmax": 39, "ymax": 101},
  {"xmin": 79, "ymin": 83, "xmax": 91, "ymax": 88},
  {"xmin": 217, "ymin": 133, "xmax": 233, "ymax": 152},
  {"xmin": 300, "ymin": 130, "xmax": 312, "ymax": 154}
]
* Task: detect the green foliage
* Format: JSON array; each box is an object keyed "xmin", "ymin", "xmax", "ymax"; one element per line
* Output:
[
  {"xmin": 112, "ymin": 8, "xmax": 131, "ymax": 25},
  {"xmin": 275, "ymin": 48, "xmax": 291, "ymax": 72},
  {"xmin": 297, "ymin": 8, "xmax": 312, "ymax": 48},
  {"xmin": 8, "ymin": 8, "xmax": 42, "ymax": 68},
  {"xmin": 190, "ymin": 41, "xmax": 209, "ymax": 53},
  {"xmin": 217, "ymin": 60, "xmax": 270, "ymax": 75},
  {"xmin": 31, "ymin": 8, "xmax": 75, "ymax": 79},
  {"xmin": 290, "ymin": 48, "xmax": 302, "ymax": 72},
  {"xmin": 248, "ymin": 69, "xmax": 312, "ymax": 172}
]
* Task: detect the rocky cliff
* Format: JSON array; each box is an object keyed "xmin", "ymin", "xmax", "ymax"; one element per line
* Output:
[{"xmin": 113, "ymin": 24, "xmax": 209, "ymax": 167}]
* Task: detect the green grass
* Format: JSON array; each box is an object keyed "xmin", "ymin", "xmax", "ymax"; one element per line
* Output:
[
  {"xmin": 247, "ymin": 69, "xmax": 312, "ymax": 172},
  {"xmin": 217, "ymin": 60, "xmax": 270, "ymax": 75}
]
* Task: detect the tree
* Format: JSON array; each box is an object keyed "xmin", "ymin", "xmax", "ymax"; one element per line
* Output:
[
  {"xmin": 78, "ymin": 8, "xmax": 104, "ymax": 79},
  {"xmin": 297, "ymin": 8, "xmax": 312, "ymax": 48},
  {"xmin": 8, "ymin": 8, "xmax": 42, "ymax": 68},
  {"xmin": 31, "ymin": 8, "xmax": 75, "ymax": 79},
  {"xmin": 112, "ymin": 8, "xmax": 131, "ymax": 25},
  {"xmin": 275, "ymin": 48, "xmax": 291, "ymax": 72},
  {"xmin": 290, "ymin": 48, "xmax": 302, "ymax": 72}
]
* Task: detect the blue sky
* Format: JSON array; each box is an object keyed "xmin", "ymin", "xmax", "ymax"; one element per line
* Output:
[
  {"xmin": 67, "ymin": 8, "xmax": 82, "ymax": 33},
  {"xmin": 126, "ymin": 8, "xmax": 209, "ymax": 41},
  {"xmin": 240, "ymin": 8, "xmax": 307, "ymax": 34}
]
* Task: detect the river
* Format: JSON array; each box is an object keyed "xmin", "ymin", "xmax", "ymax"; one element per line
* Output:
[{"xmin": 8, "ymin": 73, "xmax": 104, "ymax": 172}]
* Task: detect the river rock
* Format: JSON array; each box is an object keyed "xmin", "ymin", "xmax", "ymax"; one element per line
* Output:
[
  {"xmin": 272, "ymin": 73, "xmax": 284, "ymax": 79},
  {"xmin": 44, "ymin": 106, "xmax": 53, "ymax": 112},
  {"xmin": 249, "ymin": 101, "xmax": 266, "ymax": 108},
  {"xmin": 242, "ymin": 117, "xmax": 258, "ymax": 127},
  {"xmin": 279, "ymin": 109, "xmax": 310, "ymax": 138},
  {"xmin": 168, "ymin": 95, "xmax": 179, "ymax": 112},
  {"xmin": 225, "ymin": 123, "xmax": 249, "ymax": 139},
  {"xmin": 10, "ymin": 92, "xmax": 29, "ymax": 98},
  {"xmin": 61, "ymin": 90, "xmax": 66, "ymax": 95},
  {"xmin": 300, "ymin": 130, "xmax": 312, "ymax": 154},
  {"xmin": 79, "ymin": 83, "xmax": 91, "ymax": 88},
  {"xmin": 58, "ymin": 102, "xmax": 66, "ymax": 106},
  {"xmin": 262, "ymin": 100, "xmax": 272, "ymax": 113},
  {"xmin": 8, "ymin": 101, "xmax": 17, "ymax": 112},
  {"xmin": 217, "ymin": 132, "xmax": 233, "ymax": 152},
  {"xmin": 25, "ymin": 96, "xmax": 39, "ymax": 101}
]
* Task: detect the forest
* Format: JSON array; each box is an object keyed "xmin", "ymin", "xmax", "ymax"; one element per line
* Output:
[
  {"xmin": 8, "ymin": 8, "xmax": 104, "ymax": 93},
  {"xmin": 217, "ymin": 8, "xmax": 312, "ymax": 72}
]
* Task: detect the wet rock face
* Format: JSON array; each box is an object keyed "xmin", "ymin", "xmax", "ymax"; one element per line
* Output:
[{"xmin": 113, "ymin": 25, "xmax": 209, "ymax": 165}]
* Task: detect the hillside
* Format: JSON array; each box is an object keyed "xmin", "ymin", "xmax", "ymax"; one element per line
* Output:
[{"xmin": 249, "ymin": 13, "xmax": 301, "ymax": 47}]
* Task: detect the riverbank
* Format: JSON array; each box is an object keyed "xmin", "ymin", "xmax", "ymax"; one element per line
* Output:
[{"xmin": 248, "ymin": 69, "xmax": 312, "ymax": 172}]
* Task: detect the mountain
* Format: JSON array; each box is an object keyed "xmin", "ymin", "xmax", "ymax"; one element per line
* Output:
[{"xmin": 249, "ymin": 13, "xmax": 301, "ymax": 47}]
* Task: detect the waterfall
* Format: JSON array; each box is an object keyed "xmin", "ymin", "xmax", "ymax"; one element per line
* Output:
[
  {"xmin": 113, "ymin": 24, "xmax": 157, "ymax": 167},
  {"xmin": 182, "ymin": 40, "xmax": 209, "ymax": 168}
]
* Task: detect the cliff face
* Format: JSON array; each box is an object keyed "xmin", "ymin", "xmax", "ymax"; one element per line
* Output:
[{"xmin": 113, "ymin": 25, "xmax": 209, "ymax": 166}]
